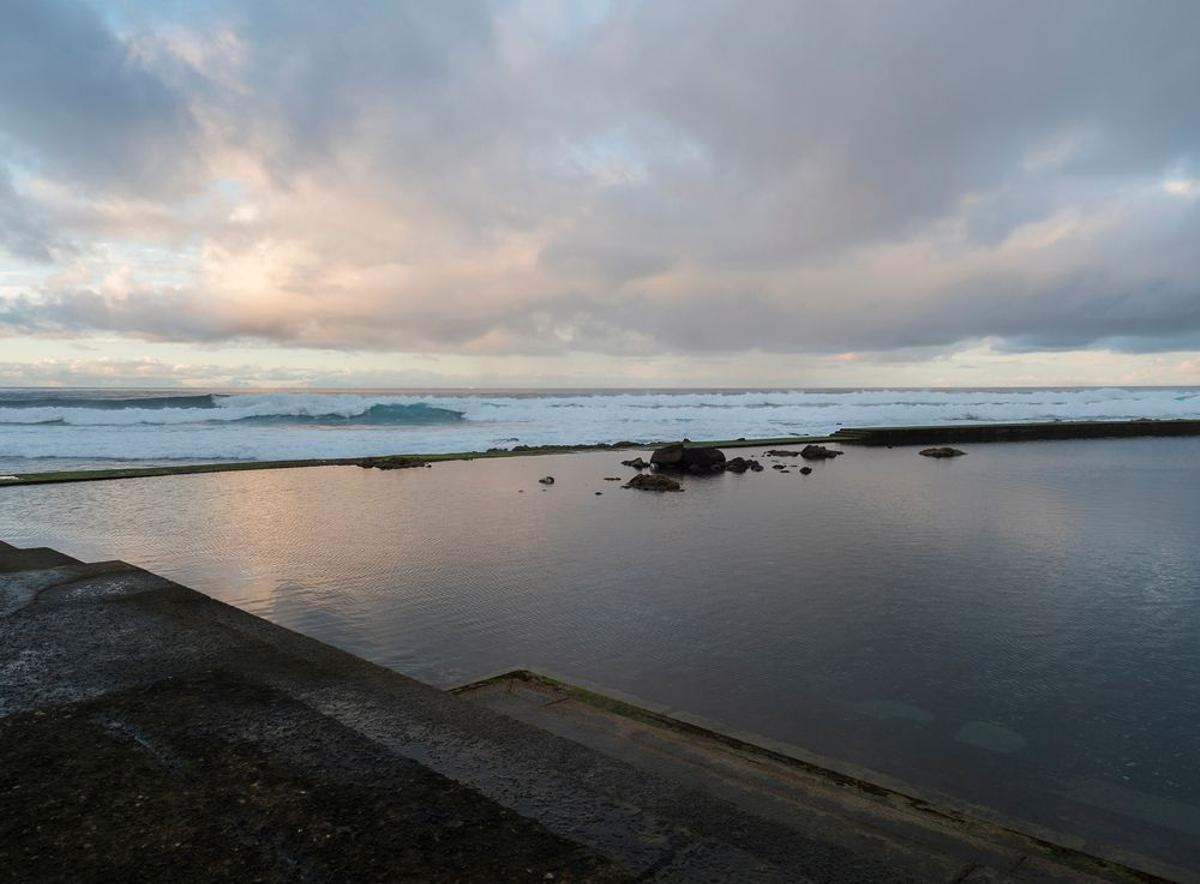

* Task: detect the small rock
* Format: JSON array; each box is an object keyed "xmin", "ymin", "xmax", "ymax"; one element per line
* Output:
[
  {"xmin": 603, "ymin": 476, "xmax": 622, "ymax": 481},
  {"xmin": 765, "ymin": 449, "xmax": 802, "ymax": 457},
  {"xmin": 538, "ymin": 476, "xmax": 555, "ymax": 484},
  {"xmin": 621, "ymin": 457, "xmax": 650, "ymax": 470},
  {"xmin": 624, "ymin": 473, "xmax": 683, "ymax": 492},
  {"xmin": 594, "ymin": 491, "xmax": 603, "ymax": 495},
  {"xmin": 772, "ymin": 464, "xmax": 786, "ymax": 470},
  {"xmin": 919, "ymin": 447, "xmax": 967, "ymax": 458},
  {"xmin": 799, "ymin": 466, "xmax": 813, "ymax": 475}
]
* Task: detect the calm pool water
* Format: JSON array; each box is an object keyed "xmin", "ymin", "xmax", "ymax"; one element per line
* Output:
[{"xmin": 3, "ymin": 438, "xmax": 1199, "ymax": 871}]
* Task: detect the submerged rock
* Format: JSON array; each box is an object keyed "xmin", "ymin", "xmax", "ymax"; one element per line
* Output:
[
  {"xmin": 650, "ymin": 443, "xmax": 726, "ymax": 473},
  {"xmin": 800, "ymin": 445, "xmax": 843, "ymax": 460},
  {"xmin": 919, "ymin": 447, "xmax": 967, "ymax": 458},
  {"xmin": 624, "ymin": 473, "xmax": 683, "ymax": 492}
]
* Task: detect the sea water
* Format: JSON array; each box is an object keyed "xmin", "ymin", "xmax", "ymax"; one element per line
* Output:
[{"xmin": 1, "ymin": 385, "xmax": 1198, "ymax": 473}]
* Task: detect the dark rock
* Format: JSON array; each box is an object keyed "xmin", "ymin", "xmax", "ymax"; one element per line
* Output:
[
  {"xmin": 603, "ymin": 476, "xmax": 622, "ymax": 481},
  {"xmin": 621, "ymin": 457, "xmax": 650, "ymax": 470},
  {"xmin": 650, "ymin": 443, "xmax": 726, "ymax": 473},
  {"xmin": 749, "ymin": 462, "xmax": 764, "ymax": 472},
  {"xmin": 624, "ymin": 473, "xmax": 683, "ymax": 492},
  {"xmin": 594, "ymin": 491, "xmax": 602, "ymax": 495},
  {"xmin": 538, "ymin": 476, "xmax": 555, "ymax": 485},
  {"xmin": 799, "ymin": 466, "xmax": 813, "ymax": 475},
  {"xmin": 765, "ymin": 449, "xmax": 802, "ymax": 457},
  {"xmin": 919, "ymin": 447, "xmax": 967, "ymax": 458},
  {"xmin": 772, "ymin": 464, "xmax": 786, "ymax": 471},
  {"xmin": 800, "ymin": 445, "xmax": 843, "ymax": 460}
]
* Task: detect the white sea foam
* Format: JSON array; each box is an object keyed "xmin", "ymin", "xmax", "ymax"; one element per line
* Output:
[{"xmin": 0, "ymin": 387, "xmax": 1196, "ymax": 467}]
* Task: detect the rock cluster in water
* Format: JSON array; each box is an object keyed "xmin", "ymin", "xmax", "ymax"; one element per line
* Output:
[
  {"xmin": 650, "ymin": 443, "xmax": 726, "ymax": 473},
  {"xmin": 799, "ymin": 445, "xmax": 843, "ymax": 460},
  {"xmin": 724, "ymin": 456, "xmax": 763, "ymax": 473}
]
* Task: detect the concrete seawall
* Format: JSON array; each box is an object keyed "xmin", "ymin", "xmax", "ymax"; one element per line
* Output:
[
  {"xmin": 0, "ymin": 540, "xmax": 1181, "ymax": 882},
  {"xmin": 830, "ymin": 419, "xmax": 1200, "ymax": 446}
]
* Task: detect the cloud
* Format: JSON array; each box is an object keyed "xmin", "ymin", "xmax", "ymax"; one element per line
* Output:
[
  {"xmin": 1, "ymin": 0, "xmax": 1199, "ymax": 365},
  {"xmin": 0, "ymin": 355, "xmax": 326, "ymax": 388},
  {"xmin": 0, "ymin": 165, "xmax": 68, "ymax": 261},
  {"xmin": 0, "ymin": 0, "xmax": 202, "ymax": 195}
]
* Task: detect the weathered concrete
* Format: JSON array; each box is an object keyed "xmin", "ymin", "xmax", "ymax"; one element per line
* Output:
[{"xmin": 0, "ymin": 543, "xmax": 1175, "ymax": 882}]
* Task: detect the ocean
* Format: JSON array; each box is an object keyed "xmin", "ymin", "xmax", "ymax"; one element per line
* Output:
[{"xmin": 1, "ymin": 385, "xmax": 1198, "ymax": 473}]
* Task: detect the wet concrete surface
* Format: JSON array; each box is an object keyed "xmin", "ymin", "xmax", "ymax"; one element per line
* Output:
[{"xmin": 0, "ymin": 543, "xmax": 1173, "ymax": 882}]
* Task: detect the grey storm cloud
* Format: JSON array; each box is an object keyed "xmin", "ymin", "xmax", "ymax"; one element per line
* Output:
[{"xmin": 1, "ymin": 0, "xmax": 1199, "ymax": 358}]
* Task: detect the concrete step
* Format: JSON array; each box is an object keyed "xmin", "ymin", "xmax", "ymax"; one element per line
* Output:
[
  {"xmin": 0, "ymin": 546, "xmax": 82, "ymax": 573},
  {"xmin": 455, "ymin": 671, "xmax": 1172, "ymax": 883}
]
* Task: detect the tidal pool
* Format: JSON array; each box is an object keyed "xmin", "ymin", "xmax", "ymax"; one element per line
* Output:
[{"xmin": 3, "ymin": 437, "xmax": 1199, "ymax": 871}]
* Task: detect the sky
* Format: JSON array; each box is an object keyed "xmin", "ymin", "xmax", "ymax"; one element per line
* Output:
[{"xmin": 1, "ymin": 0, "xmax": 1199, "ymax": 389}]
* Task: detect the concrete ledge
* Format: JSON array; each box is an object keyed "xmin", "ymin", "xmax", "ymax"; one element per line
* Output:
[{"xmin": 454, "ymin": 670, "xmax": 1184, "ymax": 883}]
